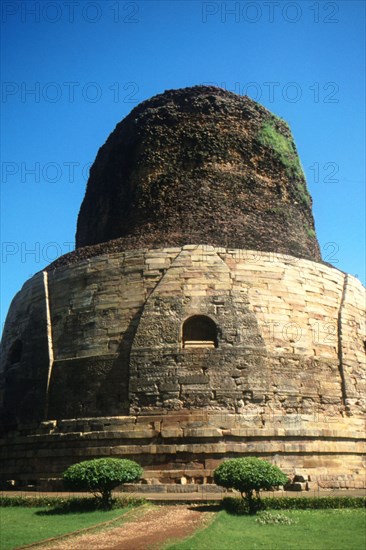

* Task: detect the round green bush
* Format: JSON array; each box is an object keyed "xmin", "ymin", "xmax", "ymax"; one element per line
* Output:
[
  {"xmin": 214, "ymin": 457, "xmax": 288, "ymax": 513},
  {"xmin": 63, "ymin": 458, "xmax": 143, "ymax": 508}
]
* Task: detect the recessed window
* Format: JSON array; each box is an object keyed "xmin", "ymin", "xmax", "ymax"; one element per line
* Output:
[{"xmin": 182, "ymin": 315, "xmax": 218, "ymax": 349}]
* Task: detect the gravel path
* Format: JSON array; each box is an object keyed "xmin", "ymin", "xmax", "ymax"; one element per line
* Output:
[{"xmin": 40, "ymin": 504, "xmax": 210, "ymax": 550}]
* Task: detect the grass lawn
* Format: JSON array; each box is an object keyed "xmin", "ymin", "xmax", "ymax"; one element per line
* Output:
[
  {"xmin": 0, "ymin": 505, "xmax": 134, "ymax": 550},
  {"xmin": 166, "ymin": 509, "xmax": 366, "ymax": 550}
]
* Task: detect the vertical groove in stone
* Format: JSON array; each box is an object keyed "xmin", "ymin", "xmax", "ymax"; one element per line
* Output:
[
  {"xmin": 43, "ymin": 270, "xmax": 54, "ymax": 418},
  {"xmin": 144, "ymin": 248, "xmax": 183, "ymax": 299},
  {"xmin": 337, "ymin": 273, "xmax": 349, "ymax": 411}
]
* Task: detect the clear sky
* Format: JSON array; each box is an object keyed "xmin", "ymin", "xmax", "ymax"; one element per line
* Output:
[{"xmin": 1, "ymin": 0, "xmax": 365, "ymax": 328}]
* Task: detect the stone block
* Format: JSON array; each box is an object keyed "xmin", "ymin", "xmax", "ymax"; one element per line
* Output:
[
  {"xmin": 293, "ymin": 472, "xmax": 309, "ymax": 483},
  {"xmin": 183, "ymin": 427, "xmax": 222, "ymax": 438},
  {"xmin": 181, "ymin": 385, "xmax": 213, "ymax": 394},
  {"xmin": 178, "ymin": 375, "xmax": 209, "ymax": 385},
  {"xmin": 161, "ymin": 427, "xmax": 183, "ymax": 438},
  {"xmin": 159, "ymin": 382, "xmax": 180, "ymax": 392}
]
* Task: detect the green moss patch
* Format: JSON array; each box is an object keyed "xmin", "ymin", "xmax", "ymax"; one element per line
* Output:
[{"xmin": 258, "ymin": 119, "xmax": 304, "ymax": 180}]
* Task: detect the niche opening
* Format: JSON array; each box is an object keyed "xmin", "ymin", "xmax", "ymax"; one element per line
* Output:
[{"xmin": 182, "ymin": 316, "xmax": 218, "ymax": 349}]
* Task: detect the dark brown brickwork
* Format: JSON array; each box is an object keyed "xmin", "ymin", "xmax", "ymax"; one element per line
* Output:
[{"xmin": 75, "ymin": 86, "xmax": 321, "ymax": 261}]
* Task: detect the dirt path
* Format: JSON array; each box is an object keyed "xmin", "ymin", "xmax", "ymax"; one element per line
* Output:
[{"xmin": 41, "ymin": 505, "xmax": 211, "ymax": 550}]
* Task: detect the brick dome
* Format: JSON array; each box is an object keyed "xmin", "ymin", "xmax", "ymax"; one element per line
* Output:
[{"xmin": 76, "ymin": 86, "xmax": 321, "ymax": 261}]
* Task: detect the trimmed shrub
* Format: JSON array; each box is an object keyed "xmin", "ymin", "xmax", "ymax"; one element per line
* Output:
[
  {"xmin": 263, "ymin": 496, "xmax": 366, "ymax": 510},
  {"xmin": 214, "ymin": 457, "xmax": 288, "ymax": 514},
  {"xmin": 63, "ymin": 458, "xmax": 143, "ymax": 509},
  {"xmin": 0, "ymin": 496, "xmax": 61, "ymax": 508},
  {"xmin": 214, "ymin": 458, "xmax": 288, "ymax": 514},
  {"xmin": 0, "ymin": 495, "xmax": 145, "ymax": 510},
  {"xmin": 222, "ymin": 496, "xmax": 366, "ymax": 515}
]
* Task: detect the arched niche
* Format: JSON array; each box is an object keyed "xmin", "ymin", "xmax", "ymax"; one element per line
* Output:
[{"xmin": 182, "ymin": 315, "xmax": 218, "ymax": 349}]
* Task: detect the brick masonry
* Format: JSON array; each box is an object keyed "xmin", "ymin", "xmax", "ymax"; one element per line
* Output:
[{"xmin": 74, "ymin": 86, "xmax": 321, "ymax": 262}]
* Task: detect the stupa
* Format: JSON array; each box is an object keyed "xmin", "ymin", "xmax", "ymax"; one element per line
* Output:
[{"xmin": 1, "ymin": 86, "xmax": 365, "ymax": 490}]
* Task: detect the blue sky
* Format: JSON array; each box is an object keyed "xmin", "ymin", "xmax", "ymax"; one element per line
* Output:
[{"xmin": 1, "ymin": 0, "xmax": 365, "ymax": 327}]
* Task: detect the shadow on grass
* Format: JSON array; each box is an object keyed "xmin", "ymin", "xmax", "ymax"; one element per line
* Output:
[
  {"xmin": 189, "ymin": 499, "xmax": 261, "ymax": 516},
  {"xmin": 188, "ymin": 503, "xmax": 222, "ymax": 513},
  {"xmin": 35, "ymin": 498, "xmax": 114, "ymax": 516}
]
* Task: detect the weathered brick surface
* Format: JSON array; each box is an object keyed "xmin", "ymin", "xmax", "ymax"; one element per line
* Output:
[{"xmin": 67, "ymin": 86, "xmax": 320, "ymax": 261}]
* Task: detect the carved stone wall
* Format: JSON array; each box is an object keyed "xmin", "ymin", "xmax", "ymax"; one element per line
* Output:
[
  {"xmin": 0, "ymin": 246, "xmax": 365, "ymax": 488},
  {"xmin": 3, "ymin": 245, "xmax": 364, "ymax": 422}
]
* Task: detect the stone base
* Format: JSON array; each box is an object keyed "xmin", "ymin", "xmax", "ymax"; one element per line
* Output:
[{"xmin": 1, "ymin": 411, "xmax": 365, "ymax": 490}]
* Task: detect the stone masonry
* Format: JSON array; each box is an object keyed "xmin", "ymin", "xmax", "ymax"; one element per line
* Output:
[
  {"xmin": 1, "ymin": 246, "xmax": 365, "ymax": 488},
  {"xmin": 0, "ymin": 87, "xmax": 365, "ymax": 490}
]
